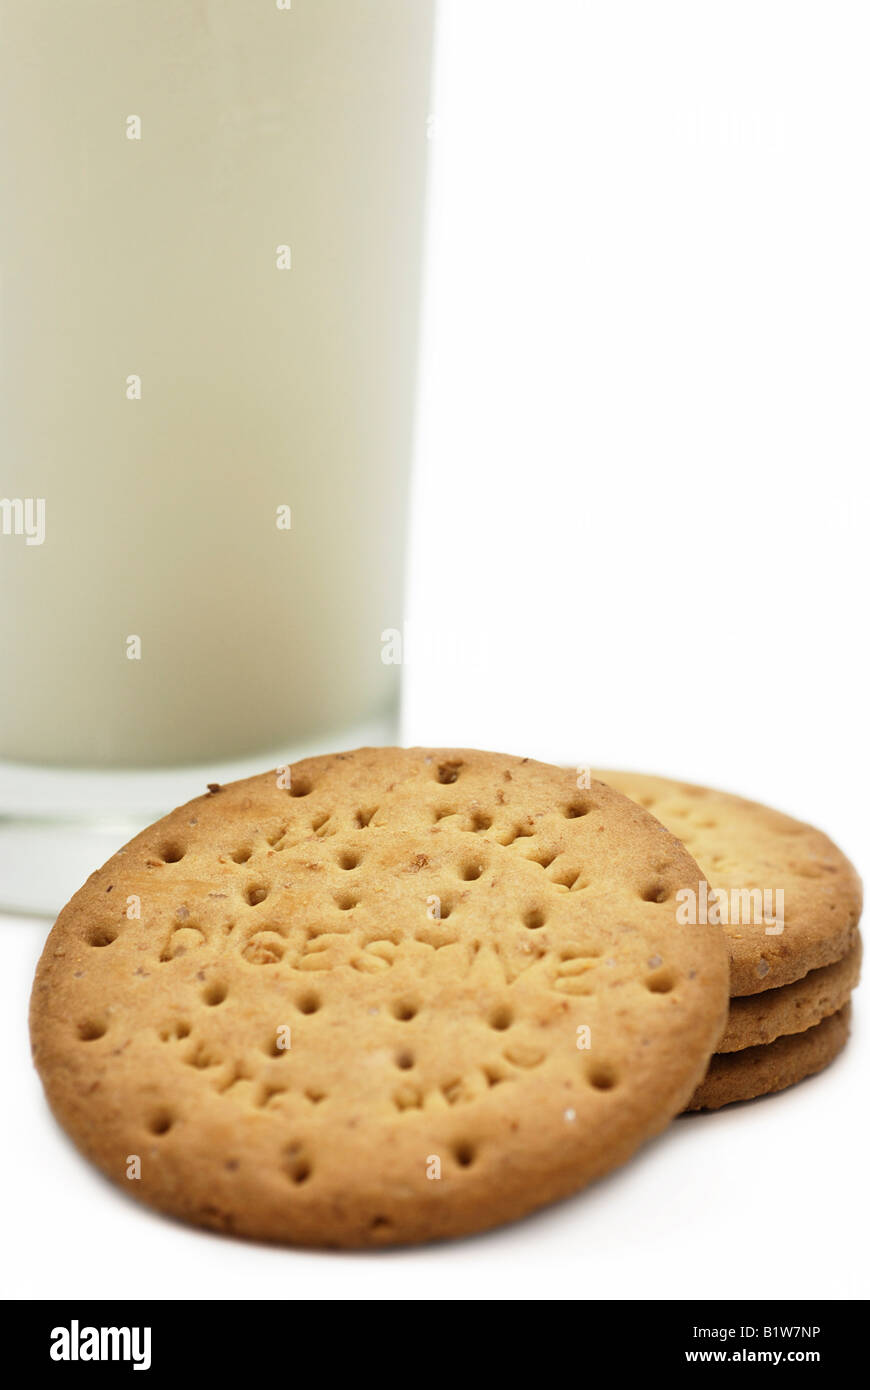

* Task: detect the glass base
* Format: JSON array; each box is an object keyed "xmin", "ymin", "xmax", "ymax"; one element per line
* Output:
[{"xmin": 0, "ymin": 712, "xmax": 397, "ymax": 919}]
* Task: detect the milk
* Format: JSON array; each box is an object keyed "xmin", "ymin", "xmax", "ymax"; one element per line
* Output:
[{"xmin": 0, "ymin": 1, "xmax": 434, "ymax": 768}]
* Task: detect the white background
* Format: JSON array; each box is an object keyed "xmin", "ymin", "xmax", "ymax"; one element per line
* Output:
[{"xmin": 4, "ymin": 0, "xmax": 868, "ymax": 1300}]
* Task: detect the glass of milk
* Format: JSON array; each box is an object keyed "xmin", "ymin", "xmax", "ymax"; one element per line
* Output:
[{"xmin": 0, "ymin": 1, "xmax": 435, "ymax": 913}]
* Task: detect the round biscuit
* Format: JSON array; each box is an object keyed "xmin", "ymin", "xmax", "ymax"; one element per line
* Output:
[
  {"xmin": 719, "ymin": 935, "xmax": 861, "ymax": 1052},
  {"xmin": 595, "ymin": 770, "xmax": 862, "ymax": 996},
  {"xmin": 31, "ymin": 748, "xmax": 729, "ymax": 1246},
  {"xmin": 685, "ymin": 1004, "xmax": 851, "ymax": 1111}
]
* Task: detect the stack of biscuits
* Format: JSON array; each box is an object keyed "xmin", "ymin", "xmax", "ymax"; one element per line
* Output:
[
  {"xmin": 598, "ymin": 770, "xmax": 862, "ymax": 1110},
  {"xmin": 29, "ymin": 748, "xmax": 861, "ymax": 1247}
]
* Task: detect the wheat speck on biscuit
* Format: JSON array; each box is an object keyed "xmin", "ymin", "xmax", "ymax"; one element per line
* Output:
[{"xmin": 30, "ymin": 748, "xmax": 729, "ymax": 1247}]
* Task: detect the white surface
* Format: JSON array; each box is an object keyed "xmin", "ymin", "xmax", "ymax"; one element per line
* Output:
[
  {"xmin": 404, "ymin": 0, "xmax": 869, "ymax": 822},
  {"xmin": 3, "ymin": 0, "xmax": 868, "ymax": 1300}
]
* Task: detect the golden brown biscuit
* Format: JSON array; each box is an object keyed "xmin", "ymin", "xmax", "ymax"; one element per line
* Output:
[
  {"xmin": 686, "ymin": 1004, "xmax": 851, "ymax": 1111},
  {"xmin": 595, "ymin": 770, "xmax": 862, "ymax": 996},
  {"xmin": 719, "ymin": 936, "xmax": 861, "ymax": 1052},
  {"xmin": 31, "ymin": 748, "xmax": 729, "ymax": 1247}
]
